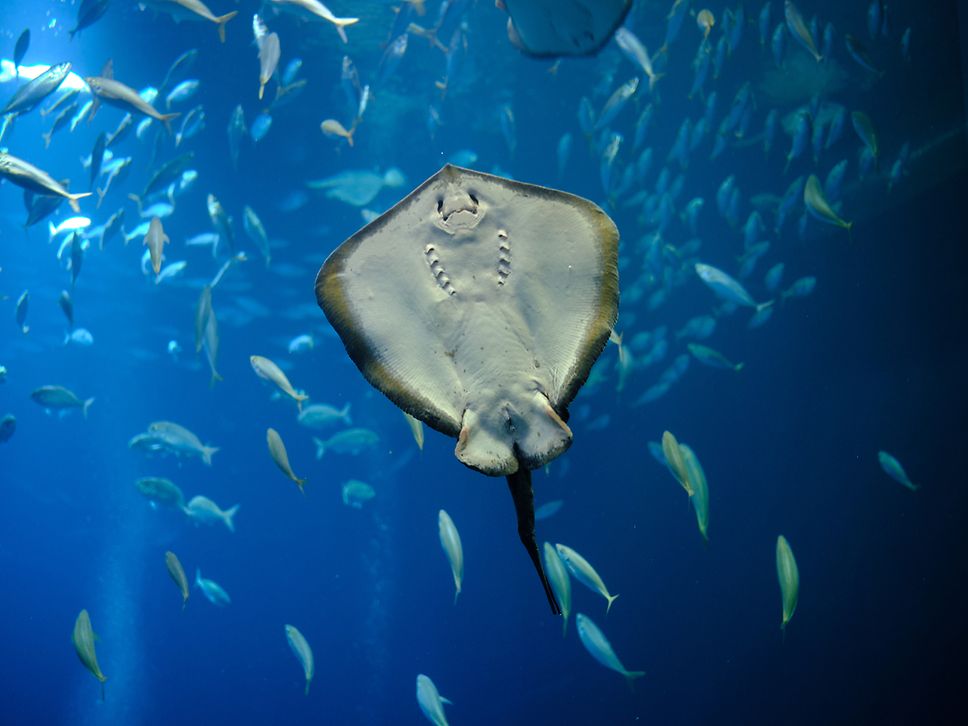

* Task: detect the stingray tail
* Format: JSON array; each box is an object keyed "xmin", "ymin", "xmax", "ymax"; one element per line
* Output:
[{"xmin": 507, "ymin": 465, "xmax": 561, "ymax": 615}]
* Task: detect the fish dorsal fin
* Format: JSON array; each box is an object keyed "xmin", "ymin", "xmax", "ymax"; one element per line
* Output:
[{"xmin": 100, "ymin": 59, "xmax": 113, "ymax": 80}]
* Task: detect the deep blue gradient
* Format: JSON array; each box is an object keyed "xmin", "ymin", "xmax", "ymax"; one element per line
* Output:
[{"xmin": 1, "ymin": 1, "xmax": 966, "ymax": 724}]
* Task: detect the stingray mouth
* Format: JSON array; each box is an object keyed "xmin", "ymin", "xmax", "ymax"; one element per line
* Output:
[{"xmin": 435, "ymin": 190, "xmax": 483, "ymax": 231}]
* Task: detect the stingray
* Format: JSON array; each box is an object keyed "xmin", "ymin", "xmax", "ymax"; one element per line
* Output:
[
  {"xmin": 501, "ymin": 0, "xmax": 632, "ymax": 58},
  {"xmin": 315, "ymin": 165, "xmax": 619, "ymax": 613}
]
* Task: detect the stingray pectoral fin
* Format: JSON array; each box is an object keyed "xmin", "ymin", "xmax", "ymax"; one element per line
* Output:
[
  {"xmin": 514, "ymin": 392, "xmax": 573, "ymax": 470},
  {"xmin": 455, "ymin": 408, "xmax": 518, "ymax": 476},
  {"xmin": 507, "ymin": 465, "xmax": 562, "ymax": 615}
]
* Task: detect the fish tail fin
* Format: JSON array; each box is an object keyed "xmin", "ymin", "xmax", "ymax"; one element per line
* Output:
[
  {"xmin": 781, "ymin": 622, "xmax": 787, "ymax": 644},
  {"xmin": 195, "ymin": 568, "xmax": 202, "ymax": 587},
  {"xmin": 209, "ymin": 370, "xmax": 223, "ymax": 387},
  {"xmin": 336, "ymin": 25, "xmax": 349, "ymax": 44},
  {"xmin": 67, "ymin": 192, "xmax": 92, "ymax": 213},
  {"xmin": 99, "ymin": 678, "xmax": 106, "ymax": 702},
  {"xmin": 48, "ymin": 220, "xmax": 57, "ymax": 243},
  {"xmin": 258, "ymin": 82, "xmax": 265, "ymax": 101},
  {"xmin": 734, "ymin": 362, "xmax": 745, "ymax": 372},
  {"xmin": 202, "ymin": 446, "xmax": 219, "ymax": 466},
  {"xmin": 304, "ymin": 680, "xmax": 311, "ymax": 696},
  {"xmin": 127, "ymin": 193, "xmax": 143, "ymax": 216},
  {"xmin": 96, "ymin": 187, "xmax": 107, "ymax": 209},
  {"xmin": 43, "ymin": 131, "xmax": 52, "ymax": 149},
  {"xmin": 160, "ymin": 113, "xmax": 180, "ymax": 136},
  {"xmin": 224, "ymin": 504, "xmax": 240, "ymax": 533},
  {"xmin": 756, "ymin": 300, "xmax": 774, "ymax": 314},
  {"xmin": 453, "ymin": 588, "xmax": 460, "ymax": 606},
  {"xmin": 649, "ymin": 73, "xmax": 665, "ymax": 94},
  {"xmin": 846, "ymin": 221, "xmax": 854, "ymax": 244},
  {"xmin": 82, "ymin": 398, "xmax": 95, "ymax": 418},
  {"xmin": 215, "ymin": 12, "xmax": 238, "ymax": 43},
  {"xmin": 605, "ymin": 593, "xmax": 620, "ymax": 615},
  {"xmin": 341, "ymin": 403, "xmax": 352, "ymax": 425},
  {"xmin": 313, "ymin": 437, "xmax": 326, "ymax": 460},
  {"xmin": 562, "ymin": 615, "xmax": 568, "ymax": 637},
  {"xmin": 296, "ymin": 393, "xmax": 309, "ymax": 413}
]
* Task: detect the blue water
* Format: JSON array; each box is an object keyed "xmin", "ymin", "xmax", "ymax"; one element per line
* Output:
[{"xmin": 1, "ymin": 1, "xmax": 966, "ymax": 724}]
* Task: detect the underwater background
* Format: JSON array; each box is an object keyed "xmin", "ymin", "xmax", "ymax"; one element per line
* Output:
[{"xmin": 1, "ymin": 1, "xmax": 966, "ymax": 724}]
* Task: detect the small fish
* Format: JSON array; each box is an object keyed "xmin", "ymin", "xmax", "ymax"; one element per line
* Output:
[
  {"xmin": 250, "ymin": 112, "xmax": 272, "ymax": 142},
  {"xmin": 64, "ymin": 328, "xmax": 94, "ymax": 347},
  {"xmin": 341, "ymin": 479, "xmax": 375, "ymax": 508},
  {"xmin": 148, "ymin": 420, "xmax": 218, "ymax": 465},
  {"xmin": 803, "ymin": 175, "xmax": 852, "ymax": 235},
  {"xmin": 41, "ymin": 101, "xmax": 78, "ymax": 148},
  {"xmin": 845, "ymin": 34, "xmax": 881, "ymax": 75},
  {"xmin": 49, "ymin": 216, "xmax": 92, "ymax": 244},
  {"xmin": 269, "ymin": 0, "xmax": 358, "ymax": 44},
  {"xmin": 438, "ymin": 510, "xmax": 463, "ymax": 603},
  {"xmin": 688, "ymin": 343, "xmax": 744, "ymax": 372},
  {"xmin": 207, "ymin": 193, "xmax": 234, "ymax": 252},
  {"xmin": 195, "ymin": 285, "xmax": 213, "ymax": 353},
  {"xmin": 851, "ymin": 111, "xmax": 879, "ymax": 165},
  {"xmin": 227, "ymin": 105, "xmax": 246, "ymax": 170},
  {"xmin": 695, "ymin": 263, "xmax": 771, "ymax": 311},
  {"xmin": 195, "ymin": 569, "xmax": 231, "ymax": 606},
  {"xmin": 285, "ymin": 624, "xmax": 315, "ymax": 695},
  {"xmin": 0, "ymin": 152, "xmax": 91, "ymax": 213},
  {"xmin": 135, "ymin": 477, "xmax": 185, "ymax": 509},
  {"xmin": 781, "ymin": 276, "xmax": 817, "ymax": 300},
  {"xmin": 0, "ymin": 414, "xmax": 16, "ymax": 443},
  {"xmin": 183, "ymin": 495, "xmax": 238, "ymax": 532},
  {"xmin": 595, "ymin": 78, "xmax": 638, "ymax": 131},
  {"xmin": 72, "ymin": 609, "xmax": 107, "ymax": 700},
  {"xmin": 70, "ymin": 0, "xmax": 111, "ymax": 39},
  {"xmin": 776, "ymin": 535, "xmax": 800, "ymax": 634},
  {"xmin": 165, "ymin": 551, "xmax": 190, "ymax": 607},
  {"xmin": 242, "ymin": 205, "xmax": 271, "ymax": 265},
  {"xmin": 175, "ymin": 105, "xmax": 204, "ymax": 147},
  {"xmin": 13, "ymin": 29, "xmax": 29, "ymax": 73},
  {"xmin": 58, "ymin": 290, "xmax": 74, "ymax": 328},
  {"xmin": 321, "ymin": 118, "xmax": 354, "ymax": 146},
  {"xmin": 402, "ymin": 411, "xmax": 424, "ymax": 450},
  {"xmin": 313, "ymin": 428, "xmax": 379, "ymax": 459},
  {"xmin": 257, "ymin": 28, "xmax": 281, "ymax": 100},
  {"xmin": 15, "ymin": 290, "xmax": 29, "ymax": 334},
  {"xmin": 164, "ymin": 79, "xmax": 199, "ymax": 109},
  {"xmin": 298, "ymin": 402, "xmax": 351, "ymax": 432},
  {"xmin": 30, "ymin": 385, "xmax": 94, "ymax": 417},
  {"xmin": 576, "ymin": 614, "xmax": 645, "ymax": 684},
  {"xmin": 614, "ymin": 29, "xmax": 662, "ymax": 93},
  {"xmin": 143, "ymin": 217, "xmax": 169, "ymax": 276},
  {"xmin": 543, "ymin": 542, "xmax": 572, "ymax": 636},
  {"xmin": 288, "ymin": 334, "xmax": 315, "ymax": 354},
  {"xmin": 85, "ymin": 61, "xmax": 180, "ymax": 134},
  {"xmin": 416, "ymin": 674, "xmax": 451, "ymax": 726},
  {"xmin": 784, "ymin": 0, "xmax": 822, "ymax": 62},
  {"xmin": 1, "ymin": 61, "xmax": 72, "ymax": 116},
  {"xmin": 554, "ymin": 544, "xmax": 619, "ymax": 614},
  {"xmin": 139, "ymin": 0, "xmax": 238, "ymax": 43},
  {"xmin": 266, "ymin": 427, "xmax": 306, "ymax": 492},
  {"xmin": 680, "ymin": 443, "xmax": 709, "ymax": 541},
  {"xmin": 160, "ymin": 49, "xmax": 199, "ymax": 94},
  {"xmin": 877, "ymin": 451, "xmax": 919, "ymax": 491},
  {"xmin": 661, "ymin": 430, "xmax": 694, "ymax": 495},
  {"xmin": 250, "ymin": 355, "xmax": 308, "ymax": 410},
  {"xmin": 535, "ymin": 499, "xmax": 564, "ymax": 521}
]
